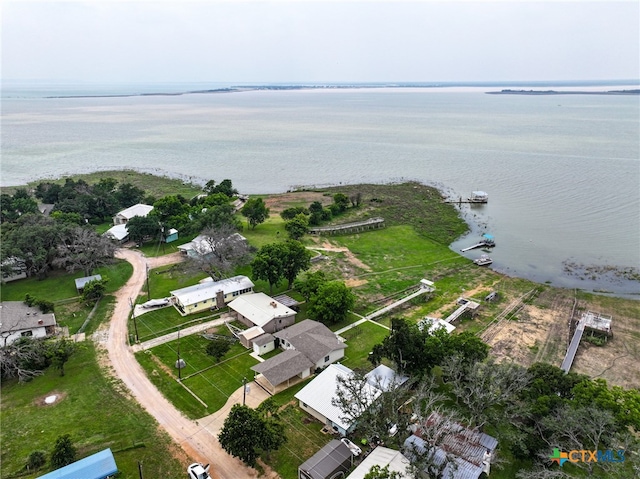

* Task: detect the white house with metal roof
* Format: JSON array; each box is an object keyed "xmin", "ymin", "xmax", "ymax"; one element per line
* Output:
[
  {"xmin": 112, "ymin": 203, "xmax": 153, "ymax": 225},
  {"xmin": 228, "ymin": 292, "xmax": 296, "ymax": 334},
  {"xmin": 103, "ymin": 224, "xmax": 129, "ymax": 242},
  {"xmin": 170, "ymin": 275, "xmax": 254, "ymax": 315},
  {"xmin": 295, "ymin": 363, "xmax": 382, "ymax": 436},
  {"xmin": 345, "ymin": 446, "xmax": 411, "ymax": 479}
]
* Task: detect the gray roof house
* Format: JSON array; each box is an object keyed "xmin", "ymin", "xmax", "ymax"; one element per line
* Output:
[
  {"xmin": 298, "ymin": 439, "xmax": 353, "ymax": 479},
  {"xmin": 0, "ymin": 302, "xmax": 57, "ymax": 346},
  {"xmin": 250, "ymin": 320, "xmax": 347, "ymax": 394},
  {"xmin": 274, "ymin": 319, "xmax": 347, "ymax": 366}
]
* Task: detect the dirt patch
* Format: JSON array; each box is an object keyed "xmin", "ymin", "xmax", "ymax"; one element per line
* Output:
[
  {"xmin": 263, "ymin": 191, "xmax": 330, "ymax": 214},
  {"xmin": 476, "ymin": 289, "xmax": 640, "ymax": 389},
  {"xmin": 487, "ymin": 304, "xmax": 567, "ymax": 368},
  {"xmin": 346, "ymin": 278, "xmax": 369, "ymax": 288},
  {"xmin": 34, "ymin": 391, "xmax": 68, "ymax": 407},
  {"xmin": 317, "ymin": 240, "xmax": 372, "ymax": 272}
]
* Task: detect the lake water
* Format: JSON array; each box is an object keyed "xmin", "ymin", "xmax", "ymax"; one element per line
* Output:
[{"xmin": 2, "ymin": 85, "xmax": 639, "ymax": 297}]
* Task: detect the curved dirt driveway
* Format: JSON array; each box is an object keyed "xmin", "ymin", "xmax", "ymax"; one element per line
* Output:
[{"xmin": 105, "ymin": 249, "xmax": 265, "ymax": 479}]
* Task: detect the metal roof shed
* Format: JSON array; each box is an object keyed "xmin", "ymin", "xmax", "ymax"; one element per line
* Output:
[
  {"xmin": 37, "ymin": 448, "xmax": 117, "ymax": 479},
  {"xmin": 298, "ymin": 439, "xmax": 352, "ymax": 479}
]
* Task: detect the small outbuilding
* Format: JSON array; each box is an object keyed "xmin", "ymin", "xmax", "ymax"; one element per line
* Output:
[
  {"xmin": 345, "ymin": 446, "xmax": 411, "ymax": 479},
  {"xmin": 103, "ymin": 224, "xmax": 129, "ymax": 243},
  {"xmin": 164, "ymin": 228, "xmax": 179, "ymax": 243},
  {"xmin": 75, "ymin": 275, "xmax": 102, "ymax": 293},
  {"xmin": 298, "ymin": 439, "xmax": 353, "ymax": 479},
  {"xmin": 37, "ymin": 448, "xmax": 117, "ymax": 479}
]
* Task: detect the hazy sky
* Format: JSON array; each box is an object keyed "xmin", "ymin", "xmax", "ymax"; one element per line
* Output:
[{"xmin": 2, "ymin": 0, "xmax": 639, "ymax": 83}]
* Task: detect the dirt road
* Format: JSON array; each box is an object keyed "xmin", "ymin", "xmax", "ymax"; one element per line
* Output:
[{"xmin": 104, "ymin": 249, "xmax": 266, "ymax": 479}]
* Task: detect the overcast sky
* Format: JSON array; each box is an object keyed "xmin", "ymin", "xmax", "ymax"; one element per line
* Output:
[{"xmin": 2, "ymin": 1, "xmax": 639, "ymax": 84}]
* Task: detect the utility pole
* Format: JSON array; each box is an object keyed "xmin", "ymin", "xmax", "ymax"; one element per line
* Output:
[
  {"xmin": 146, "ymin": 264, "xmax": 150, "ymax": 301},
  {"xmin": 242, "ymin": 377, "xmax": 247, "ymax": 406},
  {"xmin": 129, "ymin": 298, "xmax": 139, "ymax": 343},
  {"xmin": 138, "ymin": 461, "xmax": 144, "ymax": 479},
  {"xmin": 176, "ymin": 329, "xmax": 185, "ymax": 381}
]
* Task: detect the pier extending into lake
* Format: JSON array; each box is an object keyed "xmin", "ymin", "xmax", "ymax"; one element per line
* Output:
[{"xmin": 308, "ymin": 217, "xmax": 385, "ymax": 235}]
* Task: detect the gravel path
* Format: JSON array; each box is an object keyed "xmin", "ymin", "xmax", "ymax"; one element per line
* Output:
[{"xmin": 102, "ymin": 248, "xmax": 270, "ymax": 479}]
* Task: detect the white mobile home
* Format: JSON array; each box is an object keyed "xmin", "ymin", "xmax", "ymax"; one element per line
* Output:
[{"xmin": 170, "ymin": 275, "xmax": 254, "ymax": 315}]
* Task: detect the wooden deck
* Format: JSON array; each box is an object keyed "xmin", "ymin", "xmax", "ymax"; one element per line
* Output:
[{"xmin": 308, "ymin": 217, "xmax": 385, "ymax": 235}]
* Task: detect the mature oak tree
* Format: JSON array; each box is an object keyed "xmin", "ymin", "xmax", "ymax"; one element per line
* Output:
[
  {"xmin": 307, "ymin": 281, "xmax": 355, "ymax": 325},
  {"xmin": 218, "ymin": 404, "xmax": 286, "ymax": 467},
  {"xmin": 54, "ymin": 227, "xmax": 117, "ymax": 276},
  {"xmin": 241, "ymin": 197, "xmax": 270, "ymax": 229},
  {"xmin": 187, "ymin": 224, "xmax": 253, "ymax": 281}
]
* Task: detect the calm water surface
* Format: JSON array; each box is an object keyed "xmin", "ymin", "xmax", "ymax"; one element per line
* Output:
[{"xmin": 2, "ymin": 87, "xmax": 639, "ymax": 296}]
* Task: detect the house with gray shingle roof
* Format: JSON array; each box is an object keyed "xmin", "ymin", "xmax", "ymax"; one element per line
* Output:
[
  {"xmin": 0, "ymin": 302, "xmax": 57, "ymax": 346},
  {"xmin": 274, "ymin": 319, "xmax": 347, "ymax": 368},
  {"xmin": 250, "ymin": 320, "xmax": 347, "ymax": 394}
]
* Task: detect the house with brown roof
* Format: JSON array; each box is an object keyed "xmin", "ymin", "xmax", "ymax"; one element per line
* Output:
[
  {"xmin": 0, "ymin": 302, "xmax": 57, "ymax": 346},
  {"xmin": 250, "ymin": 320, "xmax": 347, "ymax": 394}
]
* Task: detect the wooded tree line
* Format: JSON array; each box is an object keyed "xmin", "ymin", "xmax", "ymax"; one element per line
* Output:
[
  {"xmin": 0, "ymin": 178, "xmax": 242, "ymax": 279},
  {"xmin": 335, "ymin": 318, "xmax": 640, "ymax": 478}
]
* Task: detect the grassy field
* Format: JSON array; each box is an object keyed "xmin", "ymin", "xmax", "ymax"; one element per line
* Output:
[
  {"xmin": 0, "ymin": 260, "xmax": 133, "ymax": 302},
  {"xmin": 0, "ymin": 344, "xmax": 187, "ymax": 479},
  {"xmin": 136, "ymin": 333, "xmax": 259, "ymax": 418}
]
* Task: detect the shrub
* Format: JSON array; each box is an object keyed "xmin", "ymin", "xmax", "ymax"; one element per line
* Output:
[
  {"xmin": 50, "ymin": 434, "xmax": 76, "ymax": 468},
  {"xmin": 26, "ymin": 451, "xmax": 47, "ymax": 471}
]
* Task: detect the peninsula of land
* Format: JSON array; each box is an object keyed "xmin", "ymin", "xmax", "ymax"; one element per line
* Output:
[{"xmin": 487, "ymin": 89, "xmax": 640, "ymax": 95}]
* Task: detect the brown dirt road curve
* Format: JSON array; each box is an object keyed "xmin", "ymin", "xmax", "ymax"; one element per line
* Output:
[{"xmin": 106, "ymin": 249, "xmax": 267, "ymax": 479}]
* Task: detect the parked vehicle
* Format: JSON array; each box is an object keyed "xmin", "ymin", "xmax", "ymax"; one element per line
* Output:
[
  {"xmin": 341, "ymin": 438, "xmax": 362, "ymax": 456},
  {"xmin": 187, "ymin": 463, "xmax": 211, "ymax": 479}
]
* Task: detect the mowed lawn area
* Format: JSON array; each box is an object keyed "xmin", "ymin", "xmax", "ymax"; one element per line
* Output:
[
  {"xmin": 136, "ymin": 332, "xmax": 259, "ymax": 419},
  {"xmin": 0, "ymin": 345, "xmax": 186, "ymax": 479}
]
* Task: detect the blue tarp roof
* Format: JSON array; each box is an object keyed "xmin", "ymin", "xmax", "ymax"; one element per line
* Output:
[
  {"xmin": 37, "ymin": 448, "xmax": 117, "ymax": 479},
  {"xmin": 482, "ymin": 234, "xmax": 494, "ymax": 240}
]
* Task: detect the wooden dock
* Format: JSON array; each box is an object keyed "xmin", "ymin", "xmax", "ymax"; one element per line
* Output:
[
  {"xmin": 461, "ymin": 243, "xmax": 488, "ymax": 252},
  {"xmin": 308, "ymin": 217, "xmax": 385, "ymax": 236},
  {"xmin": 561, "ymin": 319, "xmax": 586, "ymax": 373}
]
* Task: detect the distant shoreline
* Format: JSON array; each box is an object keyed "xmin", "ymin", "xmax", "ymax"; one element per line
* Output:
[
  {"xmin": 41, "ymin": 84, "xmax": 640, "ymax": 99},
  {"xmin": 487, "ymin": 89, "xmax": 640, "ymax": 96}
]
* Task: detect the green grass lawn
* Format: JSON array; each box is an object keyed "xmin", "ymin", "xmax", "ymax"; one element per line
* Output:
[
  {"xmin": 0, "ymin": 260, "xmax": 132, "ymax": 302},
  {"xmin": 0, "ymin": 344, "xmax": 185, "ymax": 479},
  {"xmin": 130, "ymin": 305, "xmax": 224, "ymax": 342},
  {"xmin": 339, "ymin": 321, "xmax": 391, "ymax": 371},
  {"xmin": 136, "ymin": 335, "xmax": 259, "ymax": 418}
]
